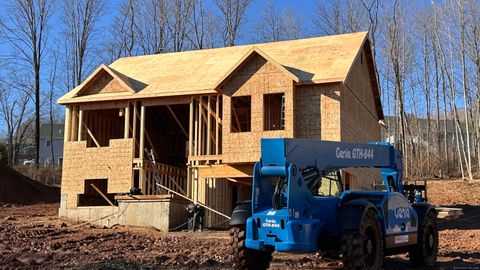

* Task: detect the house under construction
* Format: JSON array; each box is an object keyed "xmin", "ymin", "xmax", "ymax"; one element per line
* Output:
[{"xmin": 57, "ymin": 32, "xmax": 384, "ymax": 229}]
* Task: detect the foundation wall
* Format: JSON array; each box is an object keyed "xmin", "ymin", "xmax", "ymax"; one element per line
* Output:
[
  {"xmin": 59, "ymin": 195, "xmax": 189, "ymax": 231},
  {"xmin": 222, "ymin": 54, "xmax": 294, "ymax": 163},
  {"xmin": 60, "ymin": 139, "xmax": 134, "ymax": 209}
]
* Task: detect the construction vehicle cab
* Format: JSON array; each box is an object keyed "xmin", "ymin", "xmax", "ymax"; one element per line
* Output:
[{"xmin": 230, "ymin": 138, "xmax": 438, "ymax": 270}]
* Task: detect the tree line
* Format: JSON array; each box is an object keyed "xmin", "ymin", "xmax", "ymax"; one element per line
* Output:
[{"xmin": 0, "ymin": 0, "xmax": 478, "ymax": 180}]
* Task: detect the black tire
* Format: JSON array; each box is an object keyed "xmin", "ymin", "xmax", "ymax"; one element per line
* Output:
[
  {"xmin": 230, "ymin": 225, "xmax": 272, "ymax": 270},
  {"xmin": 409, "ymin": 210, "xmax": 438, "ymax": 267},
  {"xmin": 341, "ymin": 208, "xmax": 383, "ymax": 270}
]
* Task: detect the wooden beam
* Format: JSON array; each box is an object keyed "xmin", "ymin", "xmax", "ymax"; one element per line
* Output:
[
  {"xmin": 200, "ymin": 97, "xmax": 222, "ymax": 125},
  {"xmin": 64, "ymin": 106, "xmax": 71, "ymax": 143},
  {"xmin": 71, "ymin": 106, "xmax": 78, "ymax": 141},
  {"xmin": 197, "ymin": 164, "xmax": 253, "ymax": 178},
  {"xmin": 156, "ymin": 182, "xmax": 230, "ymax": 220},
  {"xmin": 139, "ymin": 104, "xmax": 146, "ymax": 190},
  {"xmin": 225, "ymin": 178, "xmax": 252, "ymax": 186},
  {"xmin": 124, "ymin": 102, "xmax": 130, "ymax": 138},
  {"xmin": 83, "ymin": 122, "xmax": 100, "ymax": 147},
  {"xmin": 166, "ymin": 105, "xmax": 188, "ymax": 137},
  {"xmin": 188, "ymin": 97, "xmax": 193, "ymax": 158},
  {"xmin": 215, "ymin": 95, "xmax": 220, "ymax": 158},
  {"xmin": 133, "ymin": 102, "xmax": 138, "ymax": 156},
  {"xmin": 77, "ymin": 109, "xmax": 84, "ymax": 140},
  {"xmin": 79, "ymin": 101, "xmax": 126, "ymax": 111},
  {"xmin": 188, "ymin": 155, "xmax": 223, "ymax": 161},
  {"xmin": 206, "ymin": 96, "xmax": 211, "ymax": 156},
  {"xmin": 198, "ymin": 97, "xmax": 202, "ymax": 156},
  {"xmin": 90, "ymin": 184, "xmax": 115, "ymax": 207}
]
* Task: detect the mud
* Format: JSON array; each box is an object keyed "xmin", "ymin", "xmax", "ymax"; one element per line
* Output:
[{"xmin": 0, "ymin": 179, "xmax": 479, "ymax": 269}]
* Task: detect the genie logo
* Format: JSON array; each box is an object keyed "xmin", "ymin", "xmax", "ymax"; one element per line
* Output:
[
  {"xmin": 394, "ymin": 207, "xmax": 410, "ymax": 219},
  {"xmin": 335, "ymin": 147, "xmax": 374, "ymax": 159}
]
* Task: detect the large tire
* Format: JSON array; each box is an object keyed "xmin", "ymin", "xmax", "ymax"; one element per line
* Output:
[
  {"xmin": 341, "ymin": 208, "xmax": 383, "ymax": 270},
  {"xmin": 230, "ymin": 225, "xmax": 272, "ymax": 270},
  {"xmin": 409, "ymin": 210, "xmax": 438, "ymax": 267}
]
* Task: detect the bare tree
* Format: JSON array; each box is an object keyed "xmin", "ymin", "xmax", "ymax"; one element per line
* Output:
[
  {"xmin": 62, "ymin": 0, "xmax": 104, "ymax": 87},
  {"xmin": 167, "ymin": 0, "xmax": 194, "ymax": 52},
  {"xmin": 213, "ymin": 0, "xmax": 252, "ymax": 46},
  {"xmin": 0, "ymin": 0, "xmax": 53, "ymax": 167},
  {"xmin": 135, "ymin": 0, "xmax": 169, "ymax": 54},
  {"xmin": 0, "ymin": 89, "xmax": 34, "ymax": 166},
  {"xmin": 188, "ymin": 0, "xmax": 219, "ymax": 49}
]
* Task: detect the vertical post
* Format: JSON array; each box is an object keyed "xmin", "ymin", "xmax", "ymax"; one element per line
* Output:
[
  {"xmin": 215, "ymin": 95, "xmax": 220, "ymax": 161},
  {"xmin": 77, "ymin": 109, "xmax": 83, "ymax": 141},
  {"xmin": 64, "ymin": 106, "xmax": 71, "ymax": 143},
  {"xmin": 207, "ymin": 96, "xmax": 211, "ymax": 158},
  {"xmin": 139, "ymin": 104, "xmax": 146, "ymax": 191},
  {"xmin": 198, "ymin": 96, "xmax": 202, "ymax": 158},
  {"xmin": 188, "ymin": 97, "xmax": 194, "ymax": 197},
  {"xmin": 124, "ymin": 102, "xmax": 130, "ymax": 139},
  {"xmin": 71, "ymin": 106, "xmax": 78, "ymax": 141},
  {"xmin": 133, "ymin": 101, "xmax": 138, "ymax": 156}
]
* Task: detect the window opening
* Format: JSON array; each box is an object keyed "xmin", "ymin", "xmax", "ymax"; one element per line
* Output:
[
  {"xmin": 231, "ymin": 96, "xmax": 251, "ymax": 132},
  {"xmin": 264, "ymin": 93, "xmax": 285, "ymax": 131}
]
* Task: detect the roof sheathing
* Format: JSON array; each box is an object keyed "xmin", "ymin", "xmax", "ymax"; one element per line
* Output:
[{"xmin": 58, "ymin": 32, "xmax": 369, "ymax": 104}]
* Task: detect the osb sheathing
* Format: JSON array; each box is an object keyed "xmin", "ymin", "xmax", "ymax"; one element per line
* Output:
[
  {"xmin": 294, "ymin": 83, "xmax": 343, "ymax": 141},
  {"xmin": 61, "ymin": 139, "xmax": 134, "ymax": 208},
  {"xmin": 77, "ymin": 72, "xmax": 129, "ymax": 96},
  {"xmin": 222, "ymin": 53, "xmax": 294, "ymax": 163},
  {"xmin": 341, "ymin": 46, "xmax": 381, "ymax": 190}
]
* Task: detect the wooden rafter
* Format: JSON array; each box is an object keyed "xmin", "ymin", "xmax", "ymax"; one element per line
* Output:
[{"xmin": 166, "ymin": 105, "xmax": 188, "ymax": 137}]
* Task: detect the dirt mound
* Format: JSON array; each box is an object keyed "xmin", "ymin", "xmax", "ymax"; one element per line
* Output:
[{"xmin": 0, "ymin": 164, "xmax": 59, "ymax": 205}]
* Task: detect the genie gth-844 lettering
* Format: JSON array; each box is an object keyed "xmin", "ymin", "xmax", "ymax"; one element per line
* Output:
[{"xmin": 229, "ymin": 138, "xmax": 438, "ymax": 270}]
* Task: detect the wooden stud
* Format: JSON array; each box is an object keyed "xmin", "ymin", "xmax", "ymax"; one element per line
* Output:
[
  {"xmin": 124, "ymin": 102, "xmax": 130, "ymax": 138},
  {"xmin": 198, "ymin": 97, "xmax": 202, "ymax": 157},
  {"xmin": 83, "ymin": 122, "xmax": 100, "ymax": 148},
  {"xmin": 215, "ymin": 95, "xmax": 220, "ymax": 157},
  {"xmin": 207, "ymin": 96, "xmax": 211, "ymax": 157},
  {"xmin": 78, "ymin": 109, "xmax": 84, "ymax": 140},
  {"xmin": 71, "ymin": 106, "xmax": 78, "ymax": 141},
  {"xmin": 133, "ymin": 101, "xmax": 138, "ymax": 157},
  {"xmin": 64, "ymin": 106, "xmax": 71, "ymax": 143},
  {"xmin": 139, "ymin": 104, "xmax": 146, "ymax": 191},
  {"xmin": 188, "ymin": 97, "xmax": 193, "ymax": 158}
]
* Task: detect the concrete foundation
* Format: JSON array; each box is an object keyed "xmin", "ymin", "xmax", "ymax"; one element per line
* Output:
[{"xmin": 59, "ymin": 194, "xmax": 189, "ymax": 231}]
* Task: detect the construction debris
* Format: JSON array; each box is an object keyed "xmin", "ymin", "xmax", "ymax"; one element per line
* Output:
[{"xmin": 436, "ymin": 207, "xmax": 463, "ymax": 220}]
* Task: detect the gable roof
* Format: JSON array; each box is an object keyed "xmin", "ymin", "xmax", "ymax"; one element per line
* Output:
[
  {"xmin": 61, "ymin": 64, "xmax": 137, "ymax": 100},
  {"xmin": 214, "ymin": 47, "xmax": 300, "ymax": 89},
  {"xmin": 58, "ymin": 31, "xmax": 370, "ymax": 104}
]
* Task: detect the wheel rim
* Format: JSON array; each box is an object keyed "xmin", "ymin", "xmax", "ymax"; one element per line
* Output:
[
  {"xmin": 426, "ymin": 225, "xmax": 436, "ymax": 255},
  {"xmin": 364, "ymin": 226, "xmax": 378, "ymax": 267}
]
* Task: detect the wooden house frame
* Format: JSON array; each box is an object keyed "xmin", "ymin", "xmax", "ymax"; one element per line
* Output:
[{"xmin": 57, "ymin": 32, "xmax": 384, "ymax": 229}]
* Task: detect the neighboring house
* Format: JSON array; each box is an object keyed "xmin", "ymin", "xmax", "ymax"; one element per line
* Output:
[
  {"xmin": 40, "ymin": 124, "xmax": 64, "ymax": 166},
  {"xmin": 57, "ymin": 32, "xmax": 384, "ymax": 229},
  {"xmin": 18, "ymin": 145, "xmax": 35, "ymax": 165}
]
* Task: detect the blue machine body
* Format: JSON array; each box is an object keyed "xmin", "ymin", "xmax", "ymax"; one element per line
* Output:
[{"xmin": 245, "ymin": 138, "xmax": 419, "ymax": 253}]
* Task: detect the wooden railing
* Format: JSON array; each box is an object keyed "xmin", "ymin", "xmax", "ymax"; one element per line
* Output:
[{"xmin": 143, "ymin": 161, "xmax": 187, "ymax": 196}]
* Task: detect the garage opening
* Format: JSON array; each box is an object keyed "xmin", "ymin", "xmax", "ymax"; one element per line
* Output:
[{"xmin": 142, "ymin": 104, "xmax": 189, "ymax": 195}]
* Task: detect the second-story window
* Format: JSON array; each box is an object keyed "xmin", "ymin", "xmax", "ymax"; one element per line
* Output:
[
  {"xmin": 231, "ymin": 96, "xmax": 251, "ymax": 132},
  {"xmin": 264, "ymin": 93, "xmax": 285, "ymax": 130}
]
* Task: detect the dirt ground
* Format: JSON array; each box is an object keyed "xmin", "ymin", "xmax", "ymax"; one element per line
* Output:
[{"xmin": 0, "ymin": 179, "xmax": 479, "ymax": 270}]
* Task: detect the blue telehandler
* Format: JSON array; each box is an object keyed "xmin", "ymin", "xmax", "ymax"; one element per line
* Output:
[{"xmin": 229, "ymin": 138, "xmax": 438, "ymax": 270}]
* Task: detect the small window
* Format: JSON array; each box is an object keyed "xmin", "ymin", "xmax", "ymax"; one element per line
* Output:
[
  {"xmin": 231, "ymin": 96, "xmax": 251, "ymax": 132},
  {"xmin": 78, "ymin": 179, "xmax": 116, "ymax": 206},
  {"xmin": 46, "ymin": 140, "xmax": 51, "ymax": 147},
  {"xmin": 58, "ymin": 157, "xmax": 63, "ymax": 166},
  {"xmin": 264, "ymin": 93, "xmax": 285, "ymax": 131}
]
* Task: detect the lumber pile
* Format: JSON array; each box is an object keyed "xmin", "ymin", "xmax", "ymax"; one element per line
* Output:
[{"xmin": 435, "ymin": 207, "xmax": 463, "ymax": 220}]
